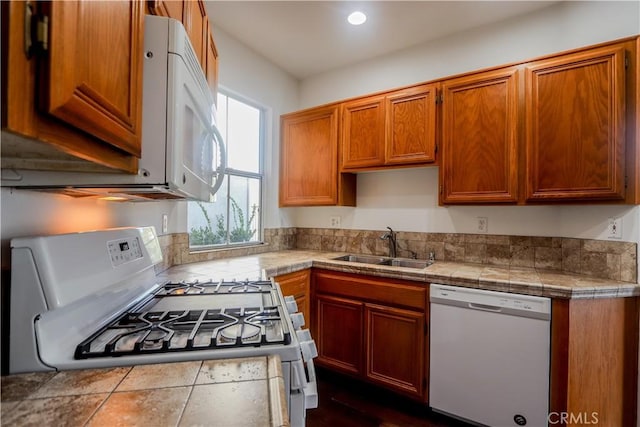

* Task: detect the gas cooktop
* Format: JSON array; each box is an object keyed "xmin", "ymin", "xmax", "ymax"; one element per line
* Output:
[{"xmin": 75, "ymin": 279, "xmax": 291, "ymax": 358}]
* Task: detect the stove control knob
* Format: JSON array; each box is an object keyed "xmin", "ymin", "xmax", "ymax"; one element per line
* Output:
[
  {"xmin": 290, "ymin": 312, "xmax": 305, "ymax": 329},
  {"xmin": 296, "ymin": 329, "xmax": 318, "ymax": 362},
  {"xmin": 284, "ymin": 296, "xmax": 298, "ymax": 314}
]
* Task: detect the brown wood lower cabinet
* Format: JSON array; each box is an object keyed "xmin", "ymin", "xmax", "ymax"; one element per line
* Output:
[
  {"xmin": 550, "ymin": 297, "xmax": 639, "ymax": 427},
  {"xmin": 311, "ymin": 269, "xmax": 428, "ymax": 401},
  {"xmin": 274, "ymin": 269, "xmax": 310, "ymax": 326},
  {"xmin": 315, "ymin": 294, "xmax": 363, "ymax": 375},
  {"xmin": 365, "ymin": 303, "xmax": 425, "ymax": 398}
]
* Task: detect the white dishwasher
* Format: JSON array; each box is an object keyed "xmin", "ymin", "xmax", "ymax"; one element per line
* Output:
[{"xmin": 429, "ymin": 284, "xmax": 551, "ymax": 427}]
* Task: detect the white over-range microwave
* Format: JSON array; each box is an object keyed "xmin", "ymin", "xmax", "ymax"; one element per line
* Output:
[{"xmin": 1, "ymin": 15, "xmax": 226, "ymax": 202}]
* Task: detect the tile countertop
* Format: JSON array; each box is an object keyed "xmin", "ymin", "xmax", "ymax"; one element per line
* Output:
[
  {"xmin": 158, "ymin": 250, "xmax": 640, "ymax": 299},
  {"xmin": 0, "ymin": 356, "xmax": 289, "ymax": 427}
]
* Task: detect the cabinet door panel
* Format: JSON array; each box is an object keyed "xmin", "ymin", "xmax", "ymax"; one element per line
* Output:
[
  {"xmin": 275, "ymin": 270, "xmax": 310, "ymax": 325},
  {"xmin": 441, "ymin": 68, "xmax": 519, "ymax": 203},
  {"xmin": 342, "ymin": 96, "xmax": 386, "ymax": 169},
  {"xmin": 386, "ymin": 84, "xmax": 437, "ymax": 165},
  {"xmin": 525, "ymin": 46, "xmax": 626, "ymax": 201},
  {"xmin": 280, "ymin": 106, "xmax": 340, "ymax": 206},
  {"xmin": 315, "ymin": 294, "xmax": 363, "ymax": 375},
  {"xmin": 365, "ymin": 303, "xmax": 425, "ymax": 399},
  {"xmin": 45, "ymin": 1, "xmax": 144, "ymax": 157}
]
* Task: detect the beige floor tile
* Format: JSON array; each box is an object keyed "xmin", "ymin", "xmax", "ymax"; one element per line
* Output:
[
  {"xmin": 116, "ymin": 361, "xmax": 201, "ymax": 391},
  {"xmin": 179, "ymin": 382, "xmax": 270, "ymax": 427},
  {"xmin": 32, "ymin": 367, "xmax": 131, "ymax": 398},
  {"xmin": 1, "ymin": 371, "xmax": 56, "ymax": 401},
  {"xmin": 1, "ymin": 394, "xmax": 107, "ymax": 427},
  {"xmin": 87, "ymin": 387, "xmax": 190, "ymax": 427},
  {"xmin": 196, "ymin": 357, "xmax": 267, "ymax": 384}
]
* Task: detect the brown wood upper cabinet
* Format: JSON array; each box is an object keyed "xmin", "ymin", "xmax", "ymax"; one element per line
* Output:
[
  {"xmin": 280, "ymin": 105, "xmax": 356, "ymax": 207},
  {"xmin": 341, "ymin": 95, "xmax": 386, "ymax": 169},
  {"xmin": 440, "ymin": 67, "xmax": 520, "ymax": 204},
  {"xmin": 1, "ymin": 0, "xmax": 144, "ymax": 172},
  {"xmin": 525, "ymin": 44, "xmax": 627, "ymax": 202},
  {"xmin": 441, "ymin": 38, "xmax": 637, "ymax": 205},
  {"xmin": 341, "ymin": 84, "xmax": 438, "ymax": 171}
]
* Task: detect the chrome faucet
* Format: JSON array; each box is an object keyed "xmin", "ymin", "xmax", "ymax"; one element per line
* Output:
[{"xmin": 380, "ymin": 226, "xmax": 397, "ymax": 258}]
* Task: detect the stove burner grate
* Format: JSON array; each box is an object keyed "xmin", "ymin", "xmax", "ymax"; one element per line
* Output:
[
  {"xmin": 159, "ymin": 279, "xmax": 274, "ymax": 295},
  {"xmin": 75, "ymin": 305, "xmax": 290, "ymax": 359}
]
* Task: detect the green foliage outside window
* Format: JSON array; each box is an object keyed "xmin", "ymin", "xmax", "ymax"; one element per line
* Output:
[{"xmin": 189, "ymin": 198, "xmax": 258, "ymax": 246}]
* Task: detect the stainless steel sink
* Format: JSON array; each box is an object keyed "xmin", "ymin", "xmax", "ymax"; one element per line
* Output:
[
  {"xmin": 388, "ymin": 258, "xmax": 432, "ymax": 269},
  {"xmin": 332, "ymin": 254, "xmax": 392, "ymax": 265},
  {"xmin": 332, "ymin": 254, "xmax": 432, "ymax": 269}
]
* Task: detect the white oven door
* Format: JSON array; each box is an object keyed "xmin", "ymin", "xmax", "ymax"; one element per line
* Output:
[
  {"xmin": 166, "ymin": 46, "xmax": 226, "ymax": 201},
  {"xmin": 283, "ymin": 357, "xmax": 318, "ymax": 427}
]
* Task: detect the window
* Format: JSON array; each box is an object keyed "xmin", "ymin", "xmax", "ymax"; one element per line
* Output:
[{"xmin": 188, "ymin": 92, "xmax": 263, "ymax": 249}]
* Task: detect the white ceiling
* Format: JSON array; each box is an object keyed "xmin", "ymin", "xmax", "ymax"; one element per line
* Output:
[{"xmin": 205, "ymin": 1, "xmax": 559, "ymax": 79}]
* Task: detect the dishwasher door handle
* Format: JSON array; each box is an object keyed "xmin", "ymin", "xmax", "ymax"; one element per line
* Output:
[{"xmin": 468, "ymin": 302, "xmax": 503, "ymax": 313}]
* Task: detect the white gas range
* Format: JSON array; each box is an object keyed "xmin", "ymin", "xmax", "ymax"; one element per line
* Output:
[{"xmin": 8, "ymin": 226, "xmax": 317, "ymax": 426}]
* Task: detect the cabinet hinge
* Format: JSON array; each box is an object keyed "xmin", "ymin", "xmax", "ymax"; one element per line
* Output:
[
  {"xmin": 439, "ymin": 185, "xmax": 443, "ymax": 195},
  {"xmin": 625, "ymin": 175, "xmax": 628, "ymax": 189},
  {"xmin": 625, "ymin": 54, "xmax": 629, "ymax": 69},
  {"xmin": 24, "ymin": 2, "xmax": 48, "ymax": 58},
  {"xmin": 436, "ymin": 94, "xmax": 444, "ymax": 104}
]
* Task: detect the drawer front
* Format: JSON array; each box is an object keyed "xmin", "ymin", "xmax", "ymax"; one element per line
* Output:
[{"xmin": 313, "ymin": 270, "xmax": 426, "ymax": 311}]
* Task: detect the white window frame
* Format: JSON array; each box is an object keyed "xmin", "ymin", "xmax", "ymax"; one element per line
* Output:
[{"xmin": 188, "ymin": 90, "xmax": 265, "ymax": 250}]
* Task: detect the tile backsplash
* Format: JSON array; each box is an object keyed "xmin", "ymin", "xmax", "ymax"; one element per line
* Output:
[
  {"xmin": 159, "ymin": 227, "xmax": 637, "ymax": 284},
  {"xmin": 154, "ymin": 228, "xmax": 296, "ymax": 274},
  {"xmin": 293, "ymin": 227, "xmax": 638, "ymax": 283}
]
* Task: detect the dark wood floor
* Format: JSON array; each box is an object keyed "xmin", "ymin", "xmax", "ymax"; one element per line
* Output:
[{"xmin": 306, "ymin": 368, "xmax": 473, "ymax": 427}]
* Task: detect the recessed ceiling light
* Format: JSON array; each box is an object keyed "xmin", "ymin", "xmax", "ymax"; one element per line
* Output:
[{"xmin": 347, "ymin": 11, "xmax": 367, "ymax": 26}]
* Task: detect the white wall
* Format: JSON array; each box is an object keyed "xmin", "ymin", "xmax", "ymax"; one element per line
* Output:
[
  {"xmin": 209, "ymin": 28, "xmax": 300, "ymax": 230},
  {"xmin": 288, "ymin": 168, "xmax": 639, "ymax": 241},
  {"xmin": 0, "ymin": 187, "xmax": 182, "ymax": 268},
  {"xmin": 288, "ymin": 0, "xmax": 640, "ymax": 255},
  {"xmin": 299, "ymin": 1, "xmax": 640, "ymax": 107}
]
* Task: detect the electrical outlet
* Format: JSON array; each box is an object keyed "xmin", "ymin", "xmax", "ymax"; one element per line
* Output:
[
  {"xmin": 162, "ymin": 214, "xmax": 168, "ymax": 234},
  {"xmin": 607, "ymin": 217, "xmax": 622, "ymax": 239},
  {"xmin": 477, "ymin": 217, "xmax": 488, "ymax": 234},
  {"xmin": 330, "ymin": 216, "xmax": 341, "ymax": 228}
]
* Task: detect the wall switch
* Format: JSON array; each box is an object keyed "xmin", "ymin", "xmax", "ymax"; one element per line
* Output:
[
  {"xmin": 162, "ymin": 214, "xmax": 168, "ymax": 234},
  {"xmin": 477, "ymin": 217, "xmax": 488, "ymax": 234},
  {"xmin": 607, "ymin": 217, "xmax": 622, "ymax": 239},
  {"xmin": 330, "ymin": 216, "xmax": 341, "ymax": 228}
]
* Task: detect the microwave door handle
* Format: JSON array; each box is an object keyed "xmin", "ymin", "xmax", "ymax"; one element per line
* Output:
[{"xmin": 208, "ymin": 123, "xmax": 227, "ymax": 197}]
